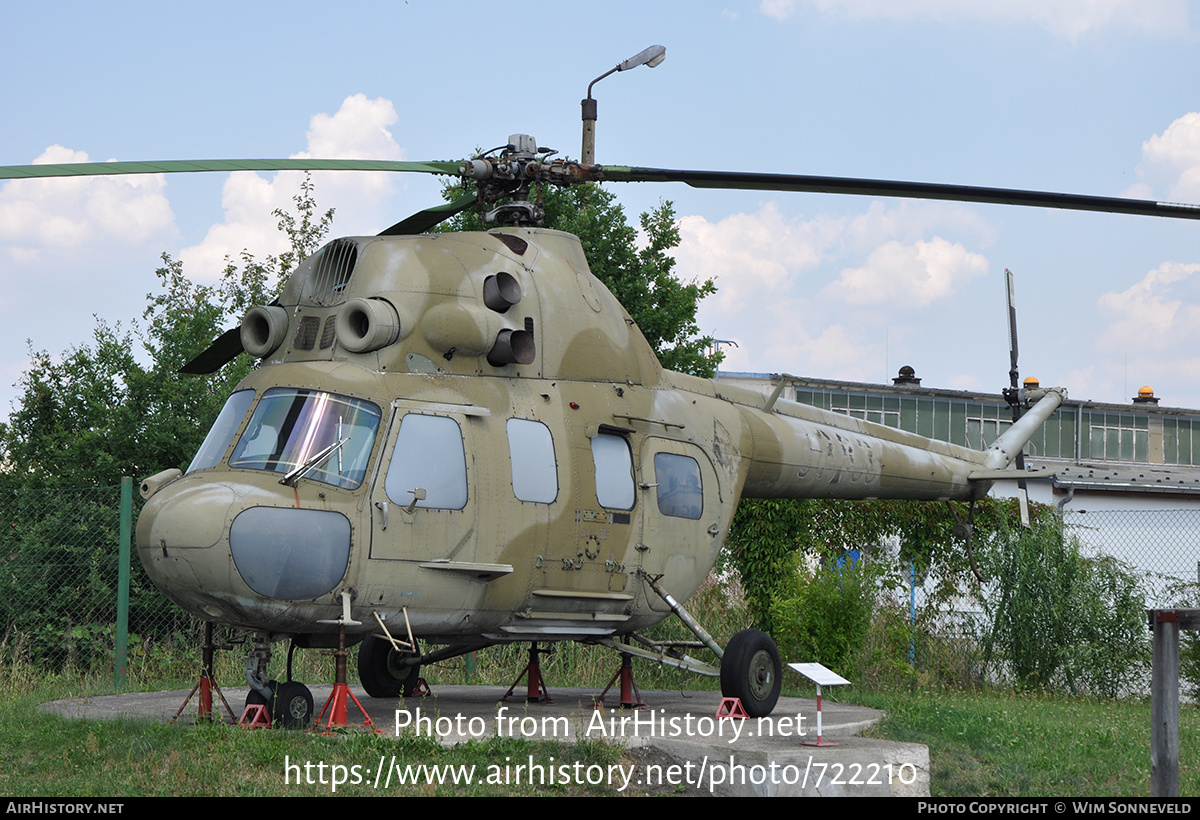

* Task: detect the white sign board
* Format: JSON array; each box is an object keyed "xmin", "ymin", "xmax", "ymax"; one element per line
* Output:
[{"xmin": 788, "ymin": 662, "xmax": 850, "ymax": 687}]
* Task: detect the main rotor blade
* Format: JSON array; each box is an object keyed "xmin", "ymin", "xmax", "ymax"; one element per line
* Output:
[
  {"xmin": 378, "ymin": 191, "xmax": 478, "ymax": 236},
  {"xmin": 602, "ymin": 166, "xmax": 1200, "ymax": 221},
  {"xmin": 179, "ymin": 327, "xmax": 244, "ymax": 375},
  {"xmin": 0, "ymin": 159, "xmax": 461, "ymax": 180}
]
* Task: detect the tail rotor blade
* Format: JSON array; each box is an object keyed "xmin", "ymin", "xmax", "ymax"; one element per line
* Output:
[{"xmin": 1004, "ymin": 269, "xmax": 1031, "ymax": 528}]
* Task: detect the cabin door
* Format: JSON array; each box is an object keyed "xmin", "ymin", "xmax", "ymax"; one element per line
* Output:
[
  {"xmin": 368, "ymin": 408, "xmax": 477, "ymax": 563},
  {"xmin": 637, "ymin": 437, "xmax": 722, "ymax": 610}
]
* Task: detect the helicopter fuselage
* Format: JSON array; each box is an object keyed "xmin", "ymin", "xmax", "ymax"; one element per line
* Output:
[{"xmin": 136, "ymin": 228, "xmax": 1058, "ymax": 646}]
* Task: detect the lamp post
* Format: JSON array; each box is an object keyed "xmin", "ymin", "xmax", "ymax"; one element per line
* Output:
[{"xmin": 581, "ymin": 45, "xmax": 666, "ymax": 166}]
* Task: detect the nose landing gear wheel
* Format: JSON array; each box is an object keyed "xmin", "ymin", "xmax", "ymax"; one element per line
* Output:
[
  {"xmin": 720, "ymin": 629, "xmax": 782, "ymax": 718},
  {"xmin": 244, "ymin": 679, "xmax": 315, "ymax": 729},
  {"xmin": 357, "ymin": 634, "xmax": 421, "ymax": 698},
  {"xmin": 245, "ymin": 678, "xmax": 277, "ymax": 719},
  {"xmin": 273, "ymin": 681, "xmax": 315, "ymax": 729}
]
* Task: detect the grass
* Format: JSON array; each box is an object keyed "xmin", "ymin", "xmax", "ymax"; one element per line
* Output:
[
  {"xmin": 5, "ymin": 574, "xmax": 1197, "ymax": 798},
  {"xmin": 848, "ymin": 687, "xmax": 1200, "ymax": 797},
  {"xmin": 7, "ymin": 662, "xmax": 1198, "ymax": 797},
  {"xmin": 0, "ymin": 674, "xmax": 633, "ymax": 797}
]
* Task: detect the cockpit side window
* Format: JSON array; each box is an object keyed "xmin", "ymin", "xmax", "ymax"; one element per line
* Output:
[
  {"xmin": 591, "ymin": 432, "xmax": 634, "ymax": 510},
  {"xmin": 385, "ymin": 414, "xmax": 468, "ymax": 510},
  {"xmin": 187, "ymin": 389, "xmax": 255, "ymax": 473},
  {"xmin": 506, "ymin": 418, "xmax": 558, "ymax": 503}
]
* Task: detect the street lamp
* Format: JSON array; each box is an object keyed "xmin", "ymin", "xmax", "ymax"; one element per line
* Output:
[{"xmin": 581, "ymin": 45, "xmax": 666, "ymax": 166}]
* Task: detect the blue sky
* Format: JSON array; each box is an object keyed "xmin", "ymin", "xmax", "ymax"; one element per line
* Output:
[{"xmin": 3, "ymin": 0, "xmax": 1200, "ymax": 422}]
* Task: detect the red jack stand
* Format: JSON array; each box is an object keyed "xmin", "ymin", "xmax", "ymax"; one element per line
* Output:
[
  {"xmin": 596, "ymin": 646, "xmax": 645, "ymax": 709},
  {"xmin": 173, "ymin": 622, "xmax": 236, "ymax": 724},
  {"xmin": 314, "ymin": 625, "xmax": 380, "ymax": 732},
  {"xmin": 503, "ymin": 642, "xmax": 554, "ymax": 704},
  {"xmin": 716, "ymin": 698, "xmax": 749, "ymax": 720}
]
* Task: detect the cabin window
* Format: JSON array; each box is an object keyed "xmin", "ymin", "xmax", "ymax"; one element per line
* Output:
[
  {"xmin": 228, "ymin": 388, "xmax": 381, "ymax": 489},
  {"xmin": 506, "ymin": 419, "xmax": 558, "ymax": 503},
  {"xmin": 188, "ymin": 389, "xmax": 255, "ymax": 472},
  {"xmin": 591, "ymin": 432, "xmax": 634, "ymax": 510},
  {"xmin": 653, "ymin": 452, "xmax": 703, "ymax": 520},
  {"xmin": 385, "ymin": 414, "xmax": 468, "ymax": 510}
]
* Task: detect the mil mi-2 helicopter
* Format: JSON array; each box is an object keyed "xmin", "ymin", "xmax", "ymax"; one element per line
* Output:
[{"xmin": 7, "ymin": 88, "xmax": 1200, "ymax": 727}]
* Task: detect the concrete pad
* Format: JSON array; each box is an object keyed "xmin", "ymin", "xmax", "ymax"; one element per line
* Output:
[{"xmin": 39, "ymin": 684, "xmax": 929, "ymax": 796}]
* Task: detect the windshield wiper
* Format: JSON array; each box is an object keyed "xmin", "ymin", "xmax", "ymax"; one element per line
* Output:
[{"xmin": 279, "ymin": 436, "xmax": 349, "ymax": 486}]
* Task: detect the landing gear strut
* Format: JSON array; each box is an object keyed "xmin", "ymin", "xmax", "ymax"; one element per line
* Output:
[
  {"xmin": 243, "ymin": 637, "xmax": 315, "ymax": 729},
  {"xmin": 637, "ymin": 569, "xmax": 783, "ymax": 718}
]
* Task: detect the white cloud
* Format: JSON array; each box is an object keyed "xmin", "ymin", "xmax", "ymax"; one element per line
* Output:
[
  {"xmin": 824, "ymin": 237, "xmax": 989, "ymax": 307},
  {"xmin": 760, "ymin": 0, "xmax": 1191, "ymax": 39},
  {"xmin": 1138, "ymin": 112, "xmax": 1200, "ymax": 202},
  {"xmin": 1096, "ymin": 261, "xmax": 1200, "ymax": 352},
  {"xmin": 684, "ymin": 200, "xmax": 994, "ymax": 382},
  {"xmin": 1090, "ymin": 261, "xmax": 1200, "ymax": 406},
  {"xmin": 180, "ymin": 94, "xmax": 405, "ymax": 281},
  {"xmin": 791, "ymin": 323, "xmax": 881, "ymax": 379},
  {"xmin": 676, "ymin": 203, "xmax": 842, "ymax": 312},
  {"xmin": 0, "ymin": 145, "xmax": 175, "ymax": 255}
]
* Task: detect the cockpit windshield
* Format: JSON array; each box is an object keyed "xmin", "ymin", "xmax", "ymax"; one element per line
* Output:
[{"xmin": 228, "ymin": 388, "xmax": 382, "ymax": 489}]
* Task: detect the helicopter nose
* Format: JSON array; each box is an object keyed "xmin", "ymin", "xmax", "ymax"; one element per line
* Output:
[
  {"xmin": 140, "ymin": 481, "xmax": 237, "ymax": 549},
  {"xmin": 229, "ymin": 507, "xmax": 351, "ymax": 599}
]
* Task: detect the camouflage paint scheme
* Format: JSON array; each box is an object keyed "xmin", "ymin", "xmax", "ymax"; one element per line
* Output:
[{"xmin": 137, "ymin": 228, "xmax": 1062, "ymax": 646}]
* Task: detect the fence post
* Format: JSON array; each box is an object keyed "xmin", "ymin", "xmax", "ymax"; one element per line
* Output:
[
  {"xmin": 115, "ymin": 478, "xmax": 132, "ymax": 689},
  {"xmin": 1148, "ymin": 608, "xmax": 1195, "ymax": 798}
]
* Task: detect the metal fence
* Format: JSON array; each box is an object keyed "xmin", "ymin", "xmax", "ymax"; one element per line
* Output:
[
  {"xmin": 0, "ymin": 479, "xmax": 192, "ymax": 683},
  {"xmin": 4, "ymin": 485, "xmax": 1200, "ymax": 692},
  {"xmin": 1063, "ymin": 508, "xmax": 1200, "ymax": 607}
]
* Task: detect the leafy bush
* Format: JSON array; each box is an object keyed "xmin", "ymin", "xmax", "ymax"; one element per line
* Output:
[
  {"xmin": 1068, "ymin": 555, "xmax": 1150, "ymax": 698},
  {"xmin": 981, "ymin": 519, "xmax": 1148, "ymax": 695},
  {"xmin": 770, "ymin": 550, "xmax": 879, "ymax": 674}
]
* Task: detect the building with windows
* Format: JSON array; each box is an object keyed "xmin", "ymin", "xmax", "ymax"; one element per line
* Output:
[
  {"xmin": 716, "ymin": 368, "xmax": 1200, "ymax": 598},
  {"xmin": 715, "ymin": 369, "xmax": 1200, "ymax": 511}
]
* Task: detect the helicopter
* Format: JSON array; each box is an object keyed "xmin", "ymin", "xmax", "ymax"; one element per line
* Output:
[{"xmin": 6, "ymin": 123, "xmax": 1200, "ymax": 727}]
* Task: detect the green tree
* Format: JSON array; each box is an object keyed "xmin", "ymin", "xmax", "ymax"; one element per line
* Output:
[
  {"xmin": 0, "ymin": 176, "xmax": 333, "ymax": 488},
  {"xmin": 0, "ymin": 178, "xmax": 333, "ymax": 670},
  {"xmin": 982, "ymin": 519, "xmax": 1148, "ymax": 694},
  {"xmin": 441, "ymin": 182, "xmax": 721, "ymax": 377}
]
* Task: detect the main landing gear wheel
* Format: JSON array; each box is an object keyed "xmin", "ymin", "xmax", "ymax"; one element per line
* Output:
[
  {"xmin": 357, "ymin": 634, "xmax": 421, "ymax": 698},
  {"xmin": 720, "ymin": 629, "xmax": 782, "ymax": 718}
]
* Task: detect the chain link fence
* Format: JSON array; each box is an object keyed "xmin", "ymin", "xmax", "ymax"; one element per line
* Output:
[
  {"xmin": 0, "ymin": 481, "xmax": 199, "ymax": 681},
  {"xmin": 893, "ymin": 508, "xmax": 1200, "ymax": 695},
  {"xmin": 1063, "ymin": 508, "xmax": 1200, "ymax": 606},
  {"xmin": 4, "ymin": 484, "xmax": 1200, "ymax": 694}
]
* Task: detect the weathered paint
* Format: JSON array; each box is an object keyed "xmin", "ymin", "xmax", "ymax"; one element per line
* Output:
[{"xmin": 136, "ymin": 228, "xmax": 1062, "ymax": 644}]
